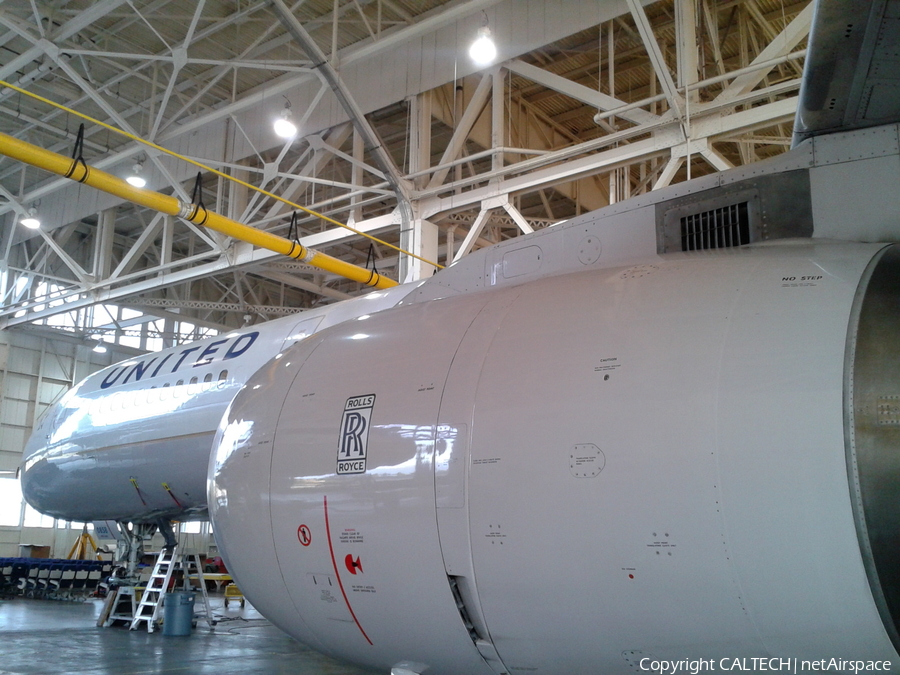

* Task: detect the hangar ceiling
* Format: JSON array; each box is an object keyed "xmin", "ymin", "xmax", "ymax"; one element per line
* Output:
[{"xmin": 0, "ymin": 0, "xmax": 811, "ymax": 347}]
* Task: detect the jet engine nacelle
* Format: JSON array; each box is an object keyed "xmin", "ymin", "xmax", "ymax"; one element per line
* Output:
[{"xmin": 210, "ymin": 241, "xmax": 900, "ymax": 675}]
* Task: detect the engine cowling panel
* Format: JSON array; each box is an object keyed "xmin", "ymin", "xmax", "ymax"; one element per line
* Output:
[{"xmin": 210, "ymin": 241, "xmax": 900, "ymax": 674}]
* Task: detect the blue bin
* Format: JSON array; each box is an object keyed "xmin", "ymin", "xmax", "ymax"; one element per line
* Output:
[{"xmin": 162, "ymin": 591, "xmax": 195, "ymax": 636}]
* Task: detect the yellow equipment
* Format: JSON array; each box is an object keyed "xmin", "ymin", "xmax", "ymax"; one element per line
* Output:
[{"xmin": 67, "ymin": 525, "xmax": 99, "ymax": 560}]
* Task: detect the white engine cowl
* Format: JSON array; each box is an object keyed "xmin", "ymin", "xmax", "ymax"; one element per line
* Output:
[{"xmin": 210, "ymin": 240, "xmax": 900, "ymax": 675}]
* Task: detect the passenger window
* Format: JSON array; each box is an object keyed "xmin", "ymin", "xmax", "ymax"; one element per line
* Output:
[
  {"xmin": 188, "ymin": 376, "xmax": 198, "ymax": 395},
  {"xmin": 160, "ymin": 382, "xmax": 170, "ymax": 401},
  {"xmin": 203, "ymin": 372, "xmax": 213, "ymax": 391},
  {"xmin": 218, "ymin": 370, "xmax": 228, "ymax": 388}
]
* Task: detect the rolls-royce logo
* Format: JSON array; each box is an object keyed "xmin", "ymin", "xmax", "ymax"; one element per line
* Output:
[{"xmin": 337, "ymin": 394, "xmax": 375, "ymax": 474}]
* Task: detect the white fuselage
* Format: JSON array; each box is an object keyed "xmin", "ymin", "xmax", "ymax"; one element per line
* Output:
[{"xmin": 20, "ymin": 284, "xmax": 417, "ymax": 523}]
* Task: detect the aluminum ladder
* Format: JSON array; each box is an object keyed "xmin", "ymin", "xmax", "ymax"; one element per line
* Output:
[
  {"xmin": 181, "ymin": 552, "xmax": 214, "ymax": 629},
  {"xmin": 129, "ymin": 547, "xmax": 214, "ymax": 632},
  {"xmin": 130, "ymin": 547, "xmax": 178, "ymax": 632}
]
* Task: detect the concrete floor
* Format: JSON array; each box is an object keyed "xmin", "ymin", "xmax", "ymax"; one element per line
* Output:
[{"xmin": 0, "ymin": 594, "xmax": 376, "ymax": 674}]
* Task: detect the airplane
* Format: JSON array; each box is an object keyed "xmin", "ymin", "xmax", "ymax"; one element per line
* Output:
[{"xmin": 18, "ymin": 0, "xmax": 900, "ymax": 673}]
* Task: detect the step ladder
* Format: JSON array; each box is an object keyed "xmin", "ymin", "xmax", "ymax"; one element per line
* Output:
[
  {"xmin": 182, "ymin": 552, "xmax": 214, "ymax": 630},
  {"xmin": 129, "ymin": 546, "xmax": 214, "ymax": 632},
  {"xmin": 98, "ymin": 586, "xmax": 138, "ymax": 627}
]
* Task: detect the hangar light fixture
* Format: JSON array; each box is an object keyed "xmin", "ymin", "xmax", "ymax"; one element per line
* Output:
[
  {"xmin": 20, "ymin": 208, "xmax": 40, "ymax": 230},
  {"xmin": 126, "ymin": 162, "xmax": 146, "ymax": 188},
  {"xmin": 274, "ymin": 100, "xmax": 297, "ymax": 139},
  {"xmin": 90, "ymin": 335, "xmax": 108, "ymax": 353},
  {"xmin": 469, "ymin": 16, "xmax": 497, "ymax": 66}
]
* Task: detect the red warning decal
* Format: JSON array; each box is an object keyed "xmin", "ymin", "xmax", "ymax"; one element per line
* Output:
[
  {"xmin": 297, "ymin": 524, "xmax": 312, "ymax": 546},
  {"xmin": 345, "ymin": 554, "xmax": 363, "ymax": 575},
  {"xmin": 324, "ymin": 496, "xmax": 372, "ymax": 645}
]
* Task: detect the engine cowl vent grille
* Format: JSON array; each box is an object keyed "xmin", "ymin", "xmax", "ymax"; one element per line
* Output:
[
  {"xmin": 680, "ymin": 202, "xmax": 750, "ymax": 251},
  {"xmin": 656, "ymin": 170, "xmax": 813, "ymax": 254}
]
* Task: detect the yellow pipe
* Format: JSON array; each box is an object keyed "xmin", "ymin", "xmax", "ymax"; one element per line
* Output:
[{"xmin": 0, "ymin": 132, "xmax": 397, "ymax": 289}]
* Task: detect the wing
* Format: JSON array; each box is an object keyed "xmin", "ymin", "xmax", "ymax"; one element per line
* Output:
[{"xmin": 793, "ymin": 0, "xmax": 900, "ymax": 146}]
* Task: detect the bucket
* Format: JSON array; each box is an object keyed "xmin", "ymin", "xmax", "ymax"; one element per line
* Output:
[{"xmin": 162, "ymin": 591, "xmax": 195, "ymax": 636}]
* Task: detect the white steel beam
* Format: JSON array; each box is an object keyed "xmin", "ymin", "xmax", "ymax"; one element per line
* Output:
[
  {"xmin": 0, "ymin": 0, "xmax": 125, "ymax": 81},
  {"xmin": 126, "ymin": 297, "xmax": 305, "ymax": 316},
  {"xmin": 109, "ymin": 215, "xmax": 164, "ymax": 280},
  {"xmin": 653, "ymin": 156, "xmax": 685, "ymax": 190},
  {"xmin": 714, "ymin": 3, "xmax": 813, "ymax": 102},
  {"xmin": 700, "ymin": 146, "xmax": 735, "ymax": 172},
  {"xmin": 160, "ymin": 216, "xmax": 174, "ymax": 267},
  {"xmin": 501, "ymin": 202, "xmax": 535, "ymax": 235},
  {"xmin": 253, "ymin": 269, "xmax": 353, "ymax": 301},
  {"xmin": 422, "ymin": 96, "xmax": 797, "ymax": 218},
  {"xmin": 626, "ymin": 0, "xmax": 681, "ymax": 115},
  {"xmin": 701, "ymin": 0, "xmax": 726, "ymax": 77},
  {"xmin": 0, "ymin": 184, "xmax": 25, "ymax": 217},
  {"xmin": 400, "ymin": 218, "xmax": 439, "ymax": 283},
  {"xmin": 6, "ymin": 207, "xmax": 400, "ymax": 324},
  {"xmin": 428, "ymin": 73, "xmax": 493, "ymax": 189},
  {"xmin": 492, "ymin": 68, "xmax": 504, "ymax": 172},
  {"xmin": 506, "ymin": 59, "xmax": 659, "ymax": 126},
  {"xmin": 453, "ymin": 208, "xmax": 491, "ymax": 262},
  {"xmin": 93, "ymin": 208, "xmax": 116, "ymax": 280},
  {"xmin": 148, "ymin": 0, "xmax": 207, "ymax": 141},
  {"xmin": 675, "ymin": 0, "xmax": 700, "ymax": 103},
  {"xmin": 268, "ymin": 0, "xmax": 414, "ymax": 226},
  {"xmin": 255, "ymin": 124, "xmax": 354, "ymax": 224},
  {"xmin": 350, "ymin": 128, "xmax": 365, "ymax": 224},
  {"xmin": 36, "ymin": 228, "xmax": 89, "ymax": 285},
  {"xmin": 46, "ymin": 54, "xmax": 220, "ymax": 240},
  {"xmin": 408, "ymin": 92, "xmax": 432, "ymax": 190}
]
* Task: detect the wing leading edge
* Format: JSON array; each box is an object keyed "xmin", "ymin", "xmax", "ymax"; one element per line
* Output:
[{"xmin": 793, "ymin": 0, "xmax": 900, "ymax": 146}]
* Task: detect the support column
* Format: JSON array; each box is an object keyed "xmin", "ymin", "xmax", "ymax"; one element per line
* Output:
[
  {"xmin": 350, "ymin": 128, "xmax": 364, "ymax": 225},
  {"xmin": 93, "ymin": 207, "xmax": 116, "ymax": 281},
  {"xmin": 408, "ymin": 93, "xmax": 432, "ymax": 191},
  {"xmin": 227, "ymin": 160, "xmax": 250, "ymax": 223},
  {"xmin": 0, "ymin": 212, "xmax": 14, "ymax": 302},
  {"xmin": 160, "ymin": 216, "xmax": 174, "ymax": 267},
  {"xmin": 446, "ymin": 225, "xmax": 457, "ymax": 266},
  {"xmin": 163, "ymin": 317, "xmax": 176, "ymax": 350},
  {"xmin": 491, "ymin": 67, "xmax": 504, "ymax": 173},
  {"xmin": 399, "ymin": 218, "xmax": 439, "ymax": 283},
  {"xmin": 676, "ymin": 0, "xmax": 700, "ymax": 103}
]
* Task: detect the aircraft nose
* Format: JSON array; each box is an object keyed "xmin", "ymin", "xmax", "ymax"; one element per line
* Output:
[{"xmin": 20, "ymin": 400, "xmax": 67, "ymax": 517}]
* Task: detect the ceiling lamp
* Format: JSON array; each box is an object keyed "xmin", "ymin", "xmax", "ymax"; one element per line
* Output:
[
  {"xmin": 274, "ymin": 100, "xmax": 297, "ymax": 138},
  {"xmin": 126, "ymin": 162, "xmax": 146, "ymax": 188},
  {"xmin": 469, "ymin": 22, "xmax": 497, "ymax": 66},
  {"xmin": 90, "ymin": 335, "xmax": 108, "ymax": 353},
  {"xmin": 20, "ymin": 207, "xmax": 40, "ymax": 230}
]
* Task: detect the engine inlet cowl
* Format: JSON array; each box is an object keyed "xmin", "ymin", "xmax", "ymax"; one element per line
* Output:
[{"xmin": 846, "ymin": 244, "xmax": 900, "ymax": 651}]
